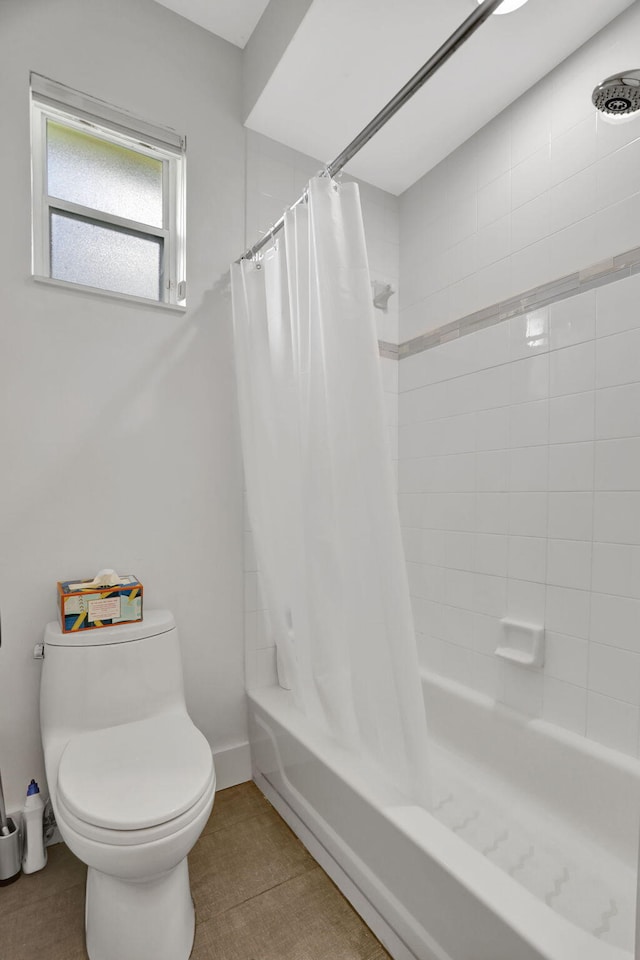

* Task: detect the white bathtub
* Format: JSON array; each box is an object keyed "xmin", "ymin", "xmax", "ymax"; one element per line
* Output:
[{"xmin": 248, "ymin": 671, "xmax": 640, "ymax": 960}]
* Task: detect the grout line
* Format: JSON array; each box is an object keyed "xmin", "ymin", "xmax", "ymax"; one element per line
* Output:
[{"xmin": 381, "ymin": 244, "xmax": 640, "ymax": 361}]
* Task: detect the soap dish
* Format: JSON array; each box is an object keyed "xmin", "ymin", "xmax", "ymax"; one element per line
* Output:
[{"xmin": 495, "ymin": 618, "xmax": 545, "ymax": 668}]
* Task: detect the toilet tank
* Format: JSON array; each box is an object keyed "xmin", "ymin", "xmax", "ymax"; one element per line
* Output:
[{"xmin": 40, "ymin": 610, "xmax": 188, "ymax": 744}]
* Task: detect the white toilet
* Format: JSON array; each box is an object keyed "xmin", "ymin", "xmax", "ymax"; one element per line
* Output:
[{"xmin": 40, "ymin": 610, "xmax": 216, "ymax": 960}]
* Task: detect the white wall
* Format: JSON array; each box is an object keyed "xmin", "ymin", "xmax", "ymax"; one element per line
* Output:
[
  {"xmin": 398, "ymin": 4, "xmax": 640, "ymax": 758},
  {"xmin": 0, "ymin": 0, "xmax": 247, "ymax": 810}
]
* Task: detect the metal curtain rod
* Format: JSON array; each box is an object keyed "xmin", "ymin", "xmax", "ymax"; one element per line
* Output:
[{"xmin": 237, "ymin": 0, "xmax": 505, "ymax": 263}]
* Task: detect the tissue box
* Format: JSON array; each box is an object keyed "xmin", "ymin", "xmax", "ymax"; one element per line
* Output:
[{"xmin": 57, "ymin": 576, "xmax": 143, "ymax": 634}]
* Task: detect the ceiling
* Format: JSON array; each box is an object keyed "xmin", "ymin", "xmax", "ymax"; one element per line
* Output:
[
  {"xmin": 153, "ymin": 0, "xmax": 270, "ymax": 48},
  {"xmin": 155, "ymin": 0, "xmax": 636, "ymax": 194}
]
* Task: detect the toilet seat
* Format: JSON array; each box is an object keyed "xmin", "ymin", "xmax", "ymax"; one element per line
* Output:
[{"xmin": 57, "ymin": 713, "xmax": 214, "ymax": 840}]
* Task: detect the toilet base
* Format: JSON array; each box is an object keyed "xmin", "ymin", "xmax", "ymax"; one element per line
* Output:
[{"xmin": 85, "ymin": 858, "xmax": 195, "ymax": 960}]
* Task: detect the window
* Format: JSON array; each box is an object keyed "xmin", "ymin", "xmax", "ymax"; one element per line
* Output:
[{"xmin": 30, "ymin": 74, "xmax": 186, "ymax": 307}]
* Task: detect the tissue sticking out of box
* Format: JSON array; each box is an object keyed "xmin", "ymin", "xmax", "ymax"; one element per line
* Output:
[{"xmin": 68, "ymin": 569, "xmax": 123, "ymax": 591}]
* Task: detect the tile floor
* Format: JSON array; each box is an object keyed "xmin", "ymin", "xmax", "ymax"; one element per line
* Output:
[{"xmin": 0, "ymin": 781, "xmax": 391, "ymax": 960}]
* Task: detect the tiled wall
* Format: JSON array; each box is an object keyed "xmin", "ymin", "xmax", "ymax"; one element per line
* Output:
[
  {"xmin": 399, "ymin": 2, "xmax": 640, "ymax": 341},
  {"xmin": 243, "ymin": 131, "xmax": 400, "ymax": 689},
  {"xmin": 400, "ymin": 274, "xmax": 640, "ymax": 757},
  {"xmin": 398, "ymin": 2, "xmax": 640, "ymax": 758}
]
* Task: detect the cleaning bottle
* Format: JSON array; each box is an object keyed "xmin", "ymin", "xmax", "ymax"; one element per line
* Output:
[{"xmin": 21, "ymin": 779, "xmax": 47, "ymax": 874}]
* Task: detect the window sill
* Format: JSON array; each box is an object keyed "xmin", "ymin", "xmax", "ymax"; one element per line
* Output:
[{"xmin": 31, "ymin": 274, "xmax": 188, "ymax": 314}]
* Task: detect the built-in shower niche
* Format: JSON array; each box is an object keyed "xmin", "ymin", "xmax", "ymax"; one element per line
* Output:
[{"xmin": 495, "ymin": 618, "xmax": 545, "ymax": 669}]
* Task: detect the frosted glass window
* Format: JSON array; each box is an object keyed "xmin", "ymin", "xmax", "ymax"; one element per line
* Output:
[
  {"xmin": 31, "ymin": 76, "xmax": 185, "ymax": 306},
  {"xmin": 50, "ymin": 212, "xmax": 162, "ymax": 301},
  {"xmin": 47, "ymin": 122, "xmax": 164, "ymax": 228}
]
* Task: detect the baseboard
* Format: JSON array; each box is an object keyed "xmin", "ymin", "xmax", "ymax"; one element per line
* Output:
[{"xmin": 212, "ymin": 741, "xmax": 252, "ymax": 790}]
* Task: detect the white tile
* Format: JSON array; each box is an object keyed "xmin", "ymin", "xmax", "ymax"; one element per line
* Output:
[
  {"xmin": 511, "ymin": 193, "xmax": 550, "ymax": 252},
  {"xmin": 478, "ymin": 172, "xmax": 511, "ymax": 228},
  {"xmin": 544, "ymin": 632, "xmax": 589, "ymax": 686},
  {"xmin": 596, "ymin": 137, "xmax": 640, "ymax": 210},
  {"xmin": 510, "ymin": 236, "xmax": 552, "ymax": 295},
  {"xmin": 475, "ymin": 408, "xmax": 509, "ymax": 451},
  {"xmin": 507, "ymin": 578, "xmax": 546, "ymax": 622},
  {"xmin": 548, "ymin": 492, "xmax": 593, "ymax": 541},
  {"xmin": 549, "ymin": 392, "xmax": 595, "ymax": 444},
  {"xmin": 549, "ymin": 289, "xmax": 596, "ymax": 350},
  {"xmin": 596, "ymin": 272, "xmax": 640, "ymax": 338},
  {"xmin": 476, "ymin": 452, "xmax": 508, "ymax": 492},
  {"xmin": 594, "ymin": 438, "xmax": 640, "ymax": 491},
  {"xmin": 442, "ymin": 605, "xmax": 475, "ymax": 647},
  {"xmin": 475, "ymin": 113, "xmax": 512, "ymax": 187},
  {"xmin": 542, "ymin": 677, "xmax": 587, "ymax": 736},
  {"xmin": 548, "ymin": 442, "xmax": 594, "ymax": 492},
  {"xmin": 507, "ymin": 536, "xmax": 546, "ymax": 583},
  {"xmin": 596, "ymin": 107, "xmax": 640, "ymax": 159},
  {"xmin": 593, "ymin": 192, "xmax": 640, "ymax": 264},
  {"xmin": 380, "ymin": 356, "xmax": 399, "ymax": 393},
  {"xmin": 545, "ymin": 585, "xmax": 590, "ymax": 639},
  {"xmin": 474, "ymin": 533, "xmax": 508, "ymax": 577},
  {"xmin": 476, "ymin": 492, "xmax": 509, "ymax": 533},
  {"xmin": 509, "ymin": 492, "xmax": 548, "ymax": 537},
  {"xmin": 596, "ymin": 328, "xmax": 640, "ymax": 389},
  {"xmin": 509, "ymin": 400, "xmax": 549, "ymax": 448},
  {"xmin": 546, "ymin": 539, "xmax": 592, "ymax": 591},
  {"xmin": 508, "ymin": 446, "xmax": 549, "ymax": 491},
  {"xmin": 588, "ymin": 642, "xmax": 640, "ymax": 705},
  {"xmin": 512, "ymin": 146, "xmax": 551, "ymax": 210},
  {"xmin": 445, "ymin": 568, "xmax": 475, "ymax": 610},
  {"xmin": 476, "ymin": 257, "xmax": 512, "ymax": 309},
  {"xmin": 595, "ymin": 383, "xmax": 640, "ymax": 440},
  {"xmin": 477, "ymin": 215, "xmax": 511, "ymax": 270},
  {"xmin": 591, "ymin": 593, "xmax": 640, "ymax": 653},
  {"xmin": 591, "ymin": 543, "xmax": 640, "ymax": 600},
  {"xmin": 594, "ymin": 492, "xmax": 640, "ymax": 545},
  {"xmin": 511, "ymin": 94, "xmax": 550, "ymax": 166},
  {"xmin": 445, "ymin": 531, "xmax": 476, "ymax": 570},
  {"xmin": 548, "ymin": 166, "xmax": 597, "ymax": 234},
  {"xmin": 549, "ymin": 341, "xmax": 595, "ymax": 397},
  {"xmin": 245, "ymin": 647, "xmax": 278, "ymax": 690},
  {"xmin": 586, "ymin": 691, "xmax": 639, "ymax": 757},
  {"xmin": 472, "ymin": 612, "xmax": 502, "ymax": 655},
  {"xmin": 510, "ymin": 354, "xmax": 549, "ymax": 404},
  {"xmin": 548, "ymin": 215, "xmax": 598, "ymax": 279},
  {"xmin": 509, "ymin": 307, "xmax": 549, "ymax": 360},
  {"xmin": 473, "ymin": 574, "xmax": 507, "ymax": 617},
  {"xmin": 550, "ymin": 114, "xmax": 597, "ymax": 185}
]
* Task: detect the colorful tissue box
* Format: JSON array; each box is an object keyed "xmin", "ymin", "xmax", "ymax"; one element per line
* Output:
[{"xmin": 57, "ymin": 576, "xmax": 143, "ymax": 633}]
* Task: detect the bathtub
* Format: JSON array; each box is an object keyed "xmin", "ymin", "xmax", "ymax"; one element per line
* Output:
[{"xmin": 248, "ymin": 671, "xmax": 640, "ymax": 960}]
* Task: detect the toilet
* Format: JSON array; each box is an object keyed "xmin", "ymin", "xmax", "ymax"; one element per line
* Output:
[{"xmin": 40, "ymin": 610, "xmax": 216, "ymax": 960}]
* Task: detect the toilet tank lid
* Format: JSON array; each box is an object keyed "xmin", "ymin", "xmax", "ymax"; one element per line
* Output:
[{"xmin": 44, "ymin": 609, "xmax": 175, "ymax": 646}]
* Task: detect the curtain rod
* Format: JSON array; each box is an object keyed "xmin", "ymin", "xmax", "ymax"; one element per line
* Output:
[{"xmin": 237, "ymin": 0, "xmax": 505, "ymax": 263}]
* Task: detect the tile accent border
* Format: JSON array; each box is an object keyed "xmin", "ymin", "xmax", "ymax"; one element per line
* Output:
[
  {"xmin": 377, "ymin": 245, "xmax": 640, "ymax": 361},
  {"xmin": 378, "ymin": 340, "xmax": 399, "ymax": 360}
]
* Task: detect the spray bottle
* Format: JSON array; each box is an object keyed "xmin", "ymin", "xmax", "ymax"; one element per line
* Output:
[{"xmin": 21, "ymin": 779, "xmax": 47, "ymax": 874}]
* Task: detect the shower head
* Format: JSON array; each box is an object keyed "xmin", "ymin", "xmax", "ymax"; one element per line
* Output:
[{"xmin": 592, "ymin": 70, "xmax": 640, "ymax": 117}]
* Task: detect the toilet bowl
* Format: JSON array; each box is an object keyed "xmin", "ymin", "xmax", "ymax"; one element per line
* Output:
[{"xmin": 40, "ymin": 611, "xmax": 216, "ymax": 960}]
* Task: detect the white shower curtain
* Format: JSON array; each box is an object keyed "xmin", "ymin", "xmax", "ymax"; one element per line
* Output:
[{"xmin": 231, "ymin": 176, "xmax": 430, "ymax": 805}]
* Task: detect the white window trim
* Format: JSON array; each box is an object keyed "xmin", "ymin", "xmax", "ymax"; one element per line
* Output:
[{"xmin": 30, "ymin": 74, "xmax": 186, "ymax": 308}]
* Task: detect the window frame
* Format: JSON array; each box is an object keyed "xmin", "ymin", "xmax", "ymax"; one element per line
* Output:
[{"xmin": 30, "ymin": 75, "xmax": 186, "ymax": 308}]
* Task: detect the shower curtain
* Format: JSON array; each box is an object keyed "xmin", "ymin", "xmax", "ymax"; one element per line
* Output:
[{"xmin": 231, "ymin": 176, "xmax": 430, "ymax": 805}]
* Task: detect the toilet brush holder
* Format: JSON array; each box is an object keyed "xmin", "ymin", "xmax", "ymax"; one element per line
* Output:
[{"xmin": 0, "ymin": 818, "xmax": 21, "ymax": 884}]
